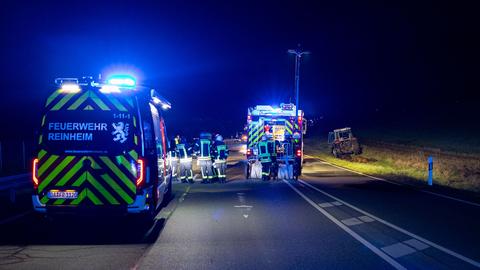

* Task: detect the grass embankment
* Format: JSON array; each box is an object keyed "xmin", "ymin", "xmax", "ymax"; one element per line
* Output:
[{"xmin": 305, "ymin": 136, "xmax": 480, "ymax": 193}]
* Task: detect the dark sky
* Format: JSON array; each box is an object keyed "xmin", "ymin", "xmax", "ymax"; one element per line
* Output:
[{"xmin": 1, "ymin": 0, "xmax": 478, "ymax": 139}]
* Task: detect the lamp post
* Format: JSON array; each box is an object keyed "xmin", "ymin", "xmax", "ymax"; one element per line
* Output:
[{"xmin": 288, "ymin": 46, "xmax": 310, "ymax": 119}]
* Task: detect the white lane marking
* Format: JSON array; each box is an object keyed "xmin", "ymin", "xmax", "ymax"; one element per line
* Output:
[
  {"xmin": 0, "ymin": 211, "xmax": 31, "ymax": 225},
  {"xmin": 305, "ymin": 155, "xmax": 480, "ymax": 208},
  {"xmin": 283, "ymin": 180, "xmax": 406, "ymax": 270},
  {"xmin": 403, "ymin": 239, "xmax": 429, "ymax": 251},
  {"xmin": 299, "ymin": 179, "xmax": 480, "ymax": 268},
  {"xmin": 358, "ymin": 215, "xmax": 375, "ymax": 223},
  {"xmin": 341, "ymin": 217, "xmax": 364, "ymax": 226},
  {"xmin": 243, "ymin": 214, "xmax": 249, "ymax": 218},
  {"xmin": 234, "ymin": 205, "xmax": 253, "ymax": 208},
  {"xmin": 381, "ymin": 243, "xmax": 416, "ymax": 258},
  {"xmin": 318, "ymin": 202, "xmax": 334, "ymax": 208}
]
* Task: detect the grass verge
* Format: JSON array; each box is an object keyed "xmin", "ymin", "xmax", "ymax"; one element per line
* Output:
[{"xmin": 305, "ymin": 136, "xmax": 480, "ymax": 193}]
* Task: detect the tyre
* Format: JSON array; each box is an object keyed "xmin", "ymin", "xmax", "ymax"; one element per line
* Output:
[{"xmin": 245, "ymin": 162, "xmax": 250, "ymax": 179}]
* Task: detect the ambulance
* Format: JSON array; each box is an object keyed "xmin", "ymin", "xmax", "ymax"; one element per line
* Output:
[{"xmin": 32, "ymin": 75, "xmax": 173, "ymax": 220}]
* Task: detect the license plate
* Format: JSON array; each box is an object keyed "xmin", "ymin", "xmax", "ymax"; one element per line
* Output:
[{"xmin": 47, "ymin": 190, "xmax": 78, "ymax": 199}]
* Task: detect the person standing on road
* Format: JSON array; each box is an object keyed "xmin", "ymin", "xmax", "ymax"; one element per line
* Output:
[
  {"xmin": 212, "ymin": 134, "xmax": 229, "ymax": 183},
  {"xmin": 267, "ymin": 139, "xmax": 279, "ymax": 180},
  {"xmin": 195, "ymin": 132, "xmax": 214, "ymax": 183},
  {"xmin": 169, "ymin": 136, "xmax": 180, "ymax": 181},
  {"xmin": 177, "ymin": 137, "xmax": 194, "ymax": 183},
  {"xmin": 258, "ymin": 135, "xmax": 272, "ymax": 181}
]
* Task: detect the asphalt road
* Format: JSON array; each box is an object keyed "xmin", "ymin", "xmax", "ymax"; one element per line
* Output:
[{"xmin": 1, "ymin": 144, "xmax": 480, "ymax": 269}]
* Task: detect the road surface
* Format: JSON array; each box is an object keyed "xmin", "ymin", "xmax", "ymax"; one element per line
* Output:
[{"xmin": 1, "ymin": 142, "xmax": 480, "ymax": 269}]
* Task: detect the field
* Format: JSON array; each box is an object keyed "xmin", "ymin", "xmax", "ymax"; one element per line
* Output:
[{"xmin": 305, "ymin": 128, "xmax": 480, "ymax": 193}]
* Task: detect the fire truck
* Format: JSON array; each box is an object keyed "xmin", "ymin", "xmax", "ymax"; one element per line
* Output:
[{"xmin": 244, "ymin": 103, "xmax": 306, "ymax": 180}]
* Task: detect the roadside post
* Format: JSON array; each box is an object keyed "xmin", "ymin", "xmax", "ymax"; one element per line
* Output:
[{"xmin": 428, "ymin": 156, "xmax": 433, "ymax": 186}]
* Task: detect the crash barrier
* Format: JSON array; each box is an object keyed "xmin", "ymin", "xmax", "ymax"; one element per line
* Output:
[
  {"xmin": 250, "ymin": 161, "xmax": 263, "ymax": 179},
  {"xmin": 249, "ymin": 161, "xmax": 293, "ymax": 180}
]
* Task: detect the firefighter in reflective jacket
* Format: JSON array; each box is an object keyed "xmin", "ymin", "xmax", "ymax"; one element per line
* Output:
[
  {"xmin": 258, "ymin": 136, "xmax": 271, "ymax": 181},
  {"xmin": 195, "ymin": 132, "xmax": 214, "ymax": 183},
  {"xmin": 212, "ymin": 134, "xmax": 229, "ymax": 183},
  {"xmin": 177, "ymin": 137, "xmax": 194, "ymax": 183},
  {"xmin": 268, "ymin": 140, "xmax": 279, "ymax": 180},
  {"xmin": 170, "ymin": 136, "xmax": 180, "ymax": 181}
]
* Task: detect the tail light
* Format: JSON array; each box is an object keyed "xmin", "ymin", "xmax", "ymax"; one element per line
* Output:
[
  {"xmin": 247, "ymin": 115, "xmax": 251, "ymax": 121},
  {"xmin": 136, "ymin": 159, "xmax": 145, "ymax": 187},
  {"xmin": 246, "ymin": 149, "xmax": 252, "ymax": 156},
  {"xmin": 32, "ymin": 158, "xmax": 39, "ymax": 189},
  {"xmin": 298, "ymin": 116, "xmax": 302, "ymax": 124},
  {"xmin": 296, "ymin": 149, "xmax": 302, "ymax": 157}
]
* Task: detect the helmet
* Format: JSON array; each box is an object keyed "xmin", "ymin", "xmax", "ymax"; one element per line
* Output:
[
  {"xmin": 215, "ymin": 134, "xmax": 223, "ymax": 142},
  {"xmin": 200, "ymin": 132, "xmax": 212, "ymax": 140}
]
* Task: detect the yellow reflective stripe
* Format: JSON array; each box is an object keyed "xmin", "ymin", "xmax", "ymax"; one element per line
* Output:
[
  {"xmin": 129, "ymin": 150, "xmax": 138, "ymax": 160},
  {"xmin": 40, "ymin": 196, "xmax": 49, "ymax": 204},
  {"xmin": 100, "ymin": 174, "xmax": 134, "ymax": 204},
  {"xmin": 38, "ymin": 156, "xmax": 75, "ymax": 192},
  {"xmin": 86, "ymin": 189, "xmax": 103, "ymax": 205},
  {"xmin": 72, "ymin": 173, "xmax": 87, "ymax": 187},
  {"xmin": 99, "ymin": 156, "xmax": 136, "ymax": 193},
  {"xmin": 38, "ymin": 149, "xmax": 47, "ymax": 160},
  {"xmin": 67, "ymin": 92, "xmax": 89, "ymax": 110},
  {"xmin": 89, "ymin": 91, "xmax": 110, "ymax": 110},
  {"xmin": 106, "ymin": 95, "xmax": 128, "ymax": 111},
  {"xmin": 70, "ymin": 189, "xmax": 86, "ymax": 205},
  {"xmin": 45, "ymin": 90, "xmax": 61, "ymax": 107},
  {"xmin": 87, "ymin": 174, "xmax": 119, "ymax": 205},
  {"xmin": 38, "ymin": 155, "xmax": 59, "ymax": 176},
  {"xmin": 51, "ymin": 93, "xmax": 76, "ymax": 110},
  {"xmin": 56, "ymin": 158, "xmax": 84, "ymax": 186}
]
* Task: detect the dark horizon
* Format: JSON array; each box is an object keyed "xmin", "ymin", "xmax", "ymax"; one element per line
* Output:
[{"xmin": 1, "ymin": 1, "xmax": 478, "ymax": 140}]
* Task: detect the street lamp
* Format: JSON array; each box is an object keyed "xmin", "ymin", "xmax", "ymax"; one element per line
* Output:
[{"xmin": 288, "ymin": 46, "xmax": 310, "ymax": 120}]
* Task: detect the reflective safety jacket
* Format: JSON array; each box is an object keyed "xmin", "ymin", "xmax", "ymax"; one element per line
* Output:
[
  {"xmin": 258, "ymin": 141, "xmax": 271, "ymax": 162},
  {"xmin": 176, "ymin": 143, "xmax": 192, "ymax": 159},
  {"xmin": 196, "ymin": 139, "xmax": 212, "ymax": 160},
  {"xmin": 213, "ymin": 141, "xmax": 229, "ymax": 160}
]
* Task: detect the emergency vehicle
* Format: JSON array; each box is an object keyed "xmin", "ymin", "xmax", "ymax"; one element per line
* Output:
[
  {"xmin": 245, "ymin": 103, "xmax": 306, "ymax": 180},
  {"xmin": 32, "ymin": 75, "xmax": 173, "ymax": 221}
]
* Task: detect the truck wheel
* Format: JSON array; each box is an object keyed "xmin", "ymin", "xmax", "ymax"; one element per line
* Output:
[{"xmin": 245, "ymin": 163, "xmax": 250, "ymax": 179}]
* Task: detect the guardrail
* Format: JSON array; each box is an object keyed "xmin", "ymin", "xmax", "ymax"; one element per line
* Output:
[{"xmin": 0, "ymin": 173, "xmax": 31, "ymax": 192}]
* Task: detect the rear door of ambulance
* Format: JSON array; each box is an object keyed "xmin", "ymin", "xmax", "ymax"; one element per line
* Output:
[{"xmin": 35, "ymin": 89, "xmax": 141, "ymax": 210}]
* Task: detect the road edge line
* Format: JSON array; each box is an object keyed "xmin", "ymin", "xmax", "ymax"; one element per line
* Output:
[
  {"xmin": 305, "ymin": 154, "xmax": 480, "ymax": 208},
  {"xmin": 299, "ymin": 179, "xmax": 480, "ymax": 268},
  {"xmin": 283, "ymin": 180, "xmax": 406, "ymax": 270}
]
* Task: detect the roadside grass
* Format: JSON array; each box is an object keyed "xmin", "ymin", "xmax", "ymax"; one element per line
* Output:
[{"xmin": 305, "ymin": 136, "xmax": 480, "ymax": 193}]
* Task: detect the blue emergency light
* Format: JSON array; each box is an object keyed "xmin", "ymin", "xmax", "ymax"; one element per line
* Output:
[{"xmin": 106, "ymin": 75, "xmax": 136, "ymax": 87}]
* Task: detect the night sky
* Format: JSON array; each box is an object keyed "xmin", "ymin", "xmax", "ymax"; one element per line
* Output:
[{"xmin": 1, "ymin": 1, "xmax": 478, "ymax": 140}]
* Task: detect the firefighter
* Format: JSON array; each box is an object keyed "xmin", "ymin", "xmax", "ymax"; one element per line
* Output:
[
  {"xmin": 177, "ymin": 137, "xmax": 194, "ymax": 183},
  {"xmin": 258, "ymin": 135, "xmax": 272, "ymax": 181},
  {"xmin": 212, "ymin": 134, "xmax": 229, "ymax": 183},
  {"xmin": 195, "ymin": 132, "xmax": 214, "ymax": 183},
  {"xmin": 268, "ymin": 139, "xmax": 279, "ymax": 180},
  {"xmin": 169, "ymin": 136, "xmax": 180, "ymax": 181}
]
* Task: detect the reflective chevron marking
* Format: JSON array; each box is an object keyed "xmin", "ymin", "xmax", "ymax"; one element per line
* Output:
[
  {"xmin": 55, "ymin": 158, "xmax": 85, "ymax": 186},
  {"xmin": 45, "ymin": 90, "xmax": 61, "ymax": 107},
  {"xmin": 38, "ymin": 149, "xmax": 47, "ymax": 160},
  {"xmin": 67, "ymin": 92, "xmax": 90, "ymax": 110},
  {"xmin": 87, "ymin": 174, "xmax": 119, "ymax": 205},
  {"xmin": 51, "ymin": 93, "xmax": 76, "ymax": 111},
  {"xmin": 38, "ymin": 156, "xmax": 75, "ymax": 192},
  {"xmin": 106, "ymin": 95, "xmax": 128, "ymax": 111},
  {"xmin": 99, "ymin": 156, "xmax": 136, "ymax": 193},
  {"xmin": 101, "ymin": 174, "xmax": 134, "ymax": 204},
  {"xmin": 89, "ymin": 91, "xmax": 110, "ymax": 110},
  {"xmin": 38, "ymin": 155, "xmax": 59, "ymax": 177}
]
